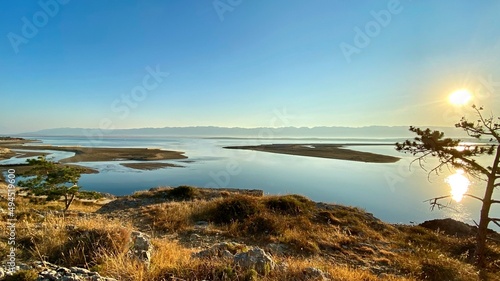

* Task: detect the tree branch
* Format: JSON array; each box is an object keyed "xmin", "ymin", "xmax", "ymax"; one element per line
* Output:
[
  {"xmin": 490, "ymin": 218, "xmax": 500, "ymax": 228},
  {"xmin": 464, "ymin": 194, "xmax": 484, "ymax": 202},
  {"xmin": 474, "ymin": 107, "xmax": 500, "ymax": 143},
  {"xmin": 454, "ymin": 155, "xmax": 491, "ymax": 176},
  {"xmin": 409, "ymin": 151, "xmax": 433, "ymax": 171},
  {"xmin": 424, "ymin": 195, "xmax": 459, "ymax": 212}
]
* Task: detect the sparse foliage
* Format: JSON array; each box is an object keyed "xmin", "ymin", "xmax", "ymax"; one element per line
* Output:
[
  {"xmin": 19, "ymin": 156, "xmax": 83, "ymax": 212},
  {"xmin": 396, "ymin": 105, "xmax": 500, "ymax": 268}
]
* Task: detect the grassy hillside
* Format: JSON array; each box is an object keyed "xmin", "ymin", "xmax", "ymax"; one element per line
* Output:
[{"xmin": 1, "ymin": 186, "xmax": 499, "ymax": 281}]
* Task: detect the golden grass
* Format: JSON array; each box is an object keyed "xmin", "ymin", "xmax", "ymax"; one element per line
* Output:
[{"xmin": 1, "ymin": 188, "xmax": 499, "ymax": 281}]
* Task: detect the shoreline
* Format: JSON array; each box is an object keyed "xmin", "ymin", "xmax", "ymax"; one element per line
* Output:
[
  {"xmin": 0, "ymin": 138, "xmax": 189, "ymax": 180},
  {"xmin": 224, "ymin": 143, "xmax": 400, "ymax": 163},
  {"xmin": 0, "ymin": 138, "xmax": 188, "ymax": 163}
]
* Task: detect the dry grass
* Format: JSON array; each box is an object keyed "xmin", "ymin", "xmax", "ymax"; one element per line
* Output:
[{"xmin": 1, "ymin": 187, "xmax": 499, "ymax": 281}]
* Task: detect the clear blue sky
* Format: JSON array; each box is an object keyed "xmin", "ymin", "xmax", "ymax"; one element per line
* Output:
[{"xmin": 1, "ymin": 0, "xmax": 499, "ymax": 134}]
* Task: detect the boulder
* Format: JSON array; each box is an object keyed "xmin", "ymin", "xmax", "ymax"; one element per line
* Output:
[
  {"xmin": 303, "ymin": 267, "xmax": 331, "ymax": 280},
  {"xmin": 193, "ymin": 242, "xmax": 243, "ymax": 259},
  {"xmin": 34, "ymin": 261, "xmax": 117, "ymax": 281},
  {"xmin": 129, "ymin": 231, "xmax": 153, "ymax": 267},
  {"xmin": 234, "ymin": 247, "xmax": 275, "ymax": 275}
]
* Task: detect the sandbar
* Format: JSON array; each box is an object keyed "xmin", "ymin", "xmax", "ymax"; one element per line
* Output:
[
  {"xmin": 0, "ymin": 145, "xmax": 187, "ymax": 163},
  {"xmin": 121, "ymin": 162, "xmax": 184, "ymax": 170},
  {"xmin": 224, "ymin": 144, "xmax": 400, "ymax": 163}
]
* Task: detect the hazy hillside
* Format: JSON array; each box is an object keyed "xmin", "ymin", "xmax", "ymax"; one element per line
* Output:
[{"xmin": 16, "ymin": 126, "xmax": 469, "ymax": 139}]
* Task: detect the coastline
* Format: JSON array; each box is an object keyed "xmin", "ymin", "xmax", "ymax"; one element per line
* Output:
[
  {"xmin": 2, "ymin": 145, "xmax": 187, "ymax": 163},
  {"xmin": 0, "ymin": 138, "xmax": 189, "ymax": 181}
]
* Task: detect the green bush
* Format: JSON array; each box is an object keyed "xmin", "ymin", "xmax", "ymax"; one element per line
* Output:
[
  {"xmin": 78, "ymin": 190, "xmax": 104, "ymax": 200},
  {"xmin": 215, "ymin": 266, "xmax": 237, "ymax": 280},
  {"xmin": 244, "ymin": 269, "xmax": 258, "ymax": 281}
]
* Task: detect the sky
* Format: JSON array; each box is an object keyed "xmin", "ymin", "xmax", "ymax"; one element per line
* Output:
[{"xmin": 1, "ymin": 0, "xmax": 500, "ymax": 134}]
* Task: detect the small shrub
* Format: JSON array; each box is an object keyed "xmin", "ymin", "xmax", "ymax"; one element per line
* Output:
[
  {"xmin": 169, "ymin": 185, "xmax": 199, "ymax": 200},
  {"xmin": 244, "ymin": 269, "xmax": 258, "ymax": 281},
  {"xmin": 244, "ymin": 214, "xmax": 284, "ymax": 236},
  {"xmin": 281, "ymin": 235, "xmax": 320, "ymax": 255},
  {"xmin": 215, "ymin": 265, "xmax": 237, "ymax": 280},
  {"xmin": 29, "ymin": 197, "xmax": 46, "ymax": 204},
  {"xmin": 420, "ymin": 260, "xmax": 458, "ymax": 281},
  {"xmin": 265, "ymin": 195, "xmax": 314, "ymax": 215},
  {"xmin": 78, "ymin": 190, "xmax": 104, "ymax": 200},
  {"xmin": 315, "ymin": 211, "xmax": 343, "ymax": 225},
  {"xmin": 206, "ymin": 196, "xmax": 261, "ymax": 224},
  {"xmin": 143, "ymin": 202, "xmax": 193, "ymax": 233},
  {"xmin": 55, "ymin": 227, "xmax": 130, "ymax": 267},
  {"xmin": 405, "ymin": 226, "xmax": 442, "ymax": 246}
]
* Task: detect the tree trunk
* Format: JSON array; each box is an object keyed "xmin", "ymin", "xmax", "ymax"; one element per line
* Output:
[
  {"xmin": 64, "ymin": 193, "xmax": 76, "ymax": 212},
  {"xmin": 474, "ymin": 180, "xmax": 493, "ymax": 267},
  {"xmin": 474, "ymin": 145, "xmax": 500, "ymax": 267}
]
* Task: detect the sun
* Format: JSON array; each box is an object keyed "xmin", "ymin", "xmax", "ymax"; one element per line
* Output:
[
  {"xmin": 449, "ymin": 89, "xmax": 472, "ymax": 106},
  {"xmin": 445, "ymin": 169, "xmax": 470, "ymax": 202}
]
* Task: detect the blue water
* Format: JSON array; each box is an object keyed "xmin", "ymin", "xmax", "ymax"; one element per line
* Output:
[{"xmin": 2, "ymin": 136, "xmax": 499, "ymax": 229}]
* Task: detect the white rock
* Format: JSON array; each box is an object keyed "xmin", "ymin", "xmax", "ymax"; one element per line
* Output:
[{"xmin": 234, "ymin": 247, "xmax": 275, "ymax": 275}]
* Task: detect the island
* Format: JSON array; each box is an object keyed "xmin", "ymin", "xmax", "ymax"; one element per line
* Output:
[{"xmin": 224, "ymin": 143, "xmax": 400, "ymax": 163}]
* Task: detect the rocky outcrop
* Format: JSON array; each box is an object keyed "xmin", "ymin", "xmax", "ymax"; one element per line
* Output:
[
  {"xmin": 234, "ymin": 247, "xmax": 276, "ymax": 275},
  {"xmin": 37, "ymin": 262, "xmax": 118, "ymax": 281},
  {"xmin": 303, "ymin": 267, "xmax": 331, "ymax": 281},
  {"xmin": 194, "ymin": 243, "xmax": 276, "ymax": 275},
  {"xmin": 193, "ymin": 242, "xmax": 244, "ymax": 259},
  {"xmin": 128, "ymin": 231, "xmax": 153, "ymax": 267},
  {"xmin": 0, "ymin": 261, "xmax": 117, "ymax": 281}
]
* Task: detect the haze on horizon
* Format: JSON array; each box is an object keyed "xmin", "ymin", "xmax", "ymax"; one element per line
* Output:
[{"xmin": 1, "ymin": 1, "xmax": 500, "ymax": 135}]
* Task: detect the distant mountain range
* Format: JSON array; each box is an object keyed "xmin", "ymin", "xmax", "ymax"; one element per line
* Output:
[{"xmin": 14, "ymin": 126, "xmax": 470, "ymax": 139}]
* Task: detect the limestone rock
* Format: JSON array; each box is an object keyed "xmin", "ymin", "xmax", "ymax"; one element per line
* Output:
[
  {"xmin": 194, "ymin": 242, "xmax": 243, "ymax": 259},
  {"xmin": 303, "ymin": 267, "xmax": 331, "ymax": 280},
  {"xmin": 129, "ymin": 231, "xmax": 153, "ymax": 267},
  {"xmin": 34, "ymin": 261, "xmax": 117, "ymax": 281},
  {"xmin": 233, "ymin": 247, "xmax": 275, "ymax": 275}
]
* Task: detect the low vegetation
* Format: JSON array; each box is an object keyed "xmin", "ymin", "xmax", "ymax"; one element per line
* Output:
[{"xmin": 1, "ymin": 186, "xmax": 499, "ymax": 280}]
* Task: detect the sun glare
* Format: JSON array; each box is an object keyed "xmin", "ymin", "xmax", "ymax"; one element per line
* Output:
[
  {"xmin": 449, "ymin": 89, "xmax": 472, "ymax": 106},
  {"xmin": 445, "ymin": 169, "xmax": 470, "ymax": 202}
]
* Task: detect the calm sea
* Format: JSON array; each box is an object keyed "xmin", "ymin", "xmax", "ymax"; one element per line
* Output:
[{"xmin": 3, "ymin": 136, "xmax": 499, "ymax": 229}]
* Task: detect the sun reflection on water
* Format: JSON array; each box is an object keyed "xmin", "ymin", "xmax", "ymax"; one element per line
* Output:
[{"xmin": 445, "ymin": 169, "xmax": 470, "ymax": 202}]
